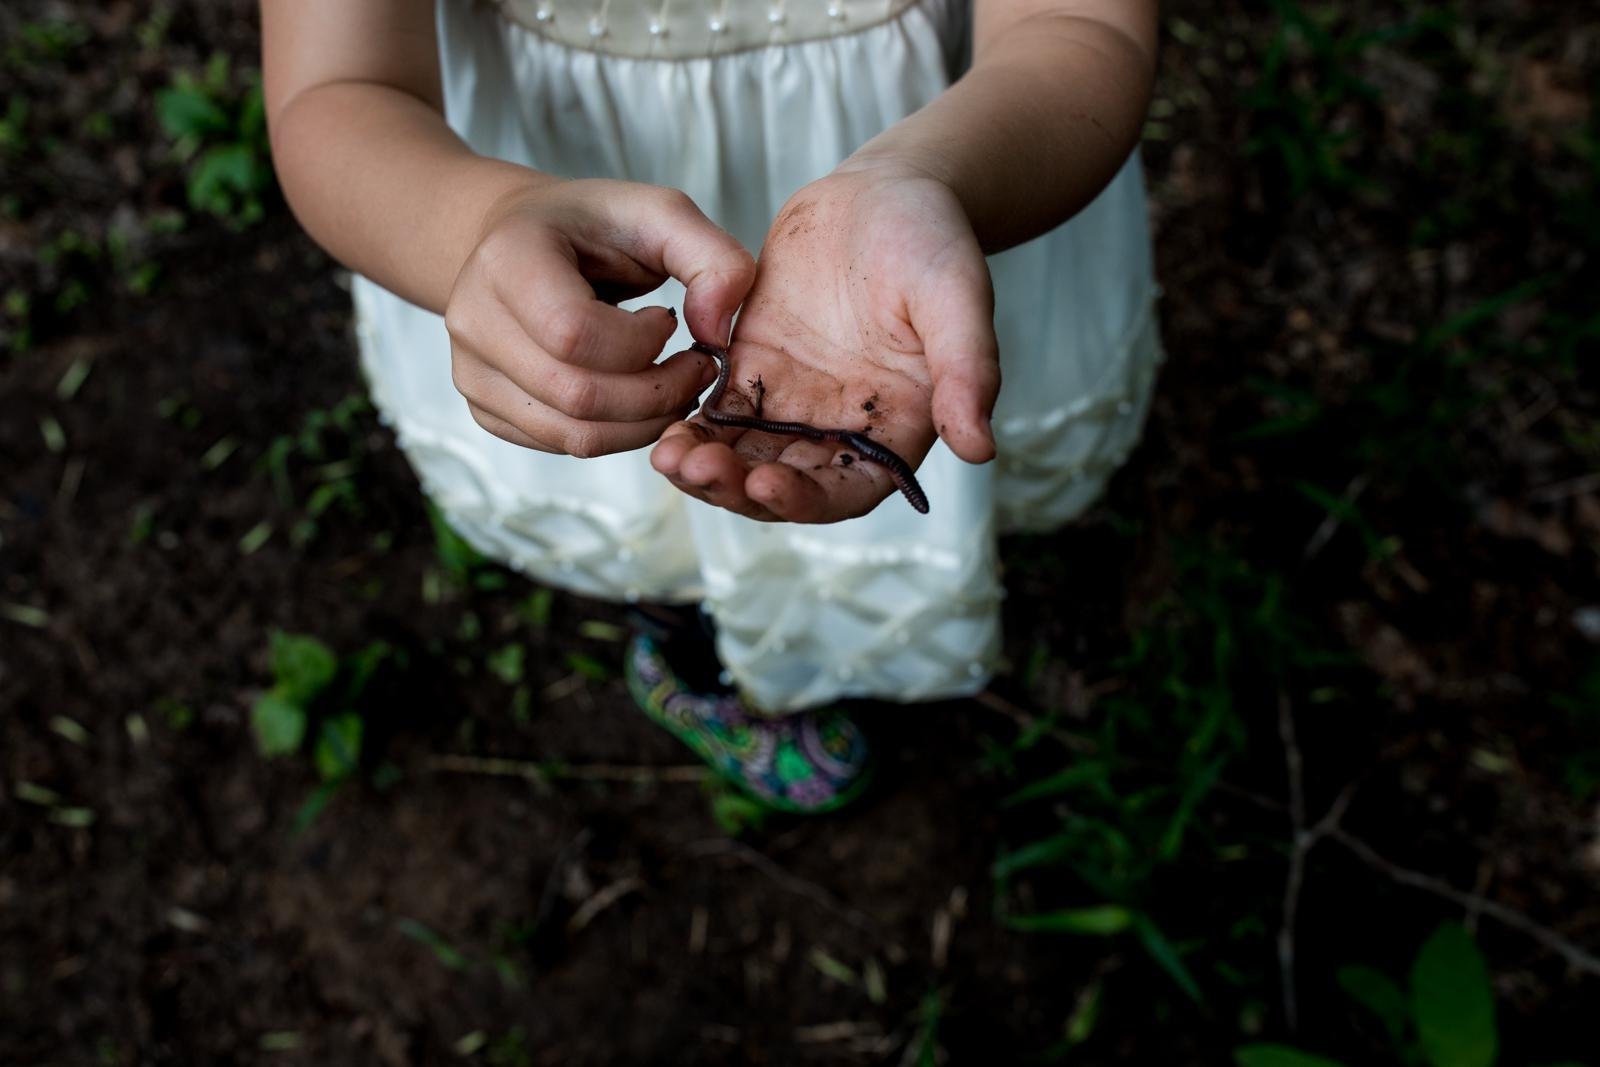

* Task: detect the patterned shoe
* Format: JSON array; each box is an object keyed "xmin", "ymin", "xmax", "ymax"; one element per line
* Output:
[{"xmin": 624, "ymin": 633, "xmax": 872, "ymax": 814}]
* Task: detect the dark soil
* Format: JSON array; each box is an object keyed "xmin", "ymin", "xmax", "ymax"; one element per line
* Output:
[{"xmin": 2, "ymin": 2, "xmax": 1597, "ymax": 1065}]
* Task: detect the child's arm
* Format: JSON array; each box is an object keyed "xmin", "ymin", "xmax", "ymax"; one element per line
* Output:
[
  {"xmin": 842, "ymin": 0, "xmax": 1157, "ymax": 252},
  {"xmin": 262, "ymin": 0, "xmax": 754, "ymax": 457}
]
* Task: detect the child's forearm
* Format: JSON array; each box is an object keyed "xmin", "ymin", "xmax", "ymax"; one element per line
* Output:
[
  {"xmin": 269, "ymin": 82, "xmax": 554, "ymax": 313},
  {"xmin": 843, "ymin": 7, "xmax": 1156, "ymax": 253}
]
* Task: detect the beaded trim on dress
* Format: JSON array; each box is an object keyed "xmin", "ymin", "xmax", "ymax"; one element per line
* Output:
[{"xmin": 490, "ymin": 0, "xmax": 926, "ymax": 59}]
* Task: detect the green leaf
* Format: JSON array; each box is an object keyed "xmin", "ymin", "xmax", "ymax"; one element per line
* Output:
[
  {"xmin": 991, "ymin": 834, "xmax": 1079, "ymax": 878},
  {"xmin": 188, "ymin": 143, "xmax": 267, "ymax": 216},
  {"xmin": 519, "ymin": 588, "xmax": 554, "ymax": 628},
  {"xmin": 1421, "ymin": 274, "xmax": 1555, "ymax": 352},
  {"xmin": 1337, "ymin": 964, "xmax": 1408, "ymax": 1044},
  {"xmin": 155, "ymin": 86, "xmax": 228, "ymax": 139},
  {"xmin": 563, "ymin": 651, "xmax": 610, "ymax": 681},
  {"xmin": 238, "ymin": 82, "xmax": 267, "ymax": 143},
  {"xmin": 710, "ymin": 789, "xmax": 766, "ymax": 836},
  {"xmin": 342, "ymin": 640, "xmax": 395, "ymax": 699},
  {"xmin": 487, "ymin": 643, "xmax": 525, "ymax": 685},
  {"xmin": 251, "ymin": 689, "xmax": 306, "ymax": 756},
  {"xmin": 578, "ymin": 619, "xmax": 626, "ymax": 642},
  {"xmin": 1000, "ymin": 761, "xmax": 1108, "ymax": 807},
  {"xmin": 1234, "ymin": 1044, "xmax": 1349, "ymax": 1067},
  {"xmin": 313, "ymin": 713, "xmax": 363, "ymax": 782},
  {"xmin": 1064, "ymin": 977, "xmax": 1102, "ymax": 1047},
  {"xmin": 806, "ymin": 948, "xmax": 858, "ymax": 986},
  {"xmin": 396, "ymin": 917, "xmax": 471, "ymax": 971},
  {"xmin": 1005, "ymin": 905, "xmax": 1133, "ymax": 935},
  {"xmin": 1410, "ymin": 924, "xmax": 1497, "ymax": 1067},
  {"xmin": 1134, "ymin": 914, "xmax": 1203, "ymax": 1004},
  {"xmin": 290, "ymin": 781, "xmax": 340, "ymax": 835},
  {"xmin": 270, "ymin": 631, "xmax": 337, "ymax": 705},
  {"xmin": 426, "ymin": 501, "xmax": 486, "ymax": 580}
]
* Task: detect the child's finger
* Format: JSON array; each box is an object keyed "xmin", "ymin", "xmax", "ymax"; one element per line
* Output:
[
  {"xmin": 913, "ymin": 263, "xmax": 1001, "ymax": 464},
  {"xmin": 454, "ymin": 294, "xmax": 715, "ymax": 421},
  {"xmin": 478, "ymin": 227, "xmax": 680, "ymax": 374},
  {"xmin": 749, "ymin": 441, "xmax": 893, "ymax": 523},
  {"xmin": 652, "ymin": 435, "xmax": 779, "ymax": 520},
  {"xmin": 461, "ymin": 363, "xmax": 686, "ymax": 457},
  {"xmin": 606, "ymin": 188, "xmax": 757, "ymax": 345}
]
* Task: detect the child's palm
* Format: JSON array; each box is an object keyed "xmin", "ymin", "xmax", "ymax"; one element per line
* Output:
[{"xmin": 652, "ymin": 170, "xmax": 999, "ymax": 523}]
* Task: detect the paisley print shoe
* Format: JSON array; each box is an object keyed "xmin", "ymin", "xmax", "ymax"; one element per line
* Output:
[{"xmin": 624, "ymin": 632, "xmax": 872, "ymax": 814}]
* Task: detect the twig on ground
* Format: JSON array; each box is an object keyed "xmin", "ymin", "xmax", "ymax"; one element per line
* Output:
[
  {"xmin": 1277, "ymin": 692, "xmax": 1308, "ymax": 1034},
  {"xmin": 686, "ymin": 838, "xmax": 880, "ymax": 935},
  {"xmin": 1275, "ymin": 694, "xmax": 1360, "ymax": 1034},
  {"xmin": 793, "ymin": 1022, "xmax": 883, "ymax": 1044},
  {"xmin": 689, "ymin": 906, "xmax": 708, "ymax": 955},
  {"xmin": 426, "ymin": 753, "xmax": 707, "ymax": 786},
  {"xmin": 1529, "ymin": 470, "xmax": 1600, "ymax": 503},
  {"xmin": 1302, "ymin": 473, "xmax": 1369, "ymax": 561},
  {"xmin": 533, "ymin": 829, "xmax": 593, "ymax": 935},
  {"xmin": 1273, "ymin": 694, "xmax": 1600, "ymax": 1022},
  {"xmin": 1330, "ymin": 829, "xmax": 1600, "ymax": 978},
  {"xmin": 566, "ymin": 876, "xmax": 644, "ymax": 935},
  {"xmin": 930, "ymin": 886, "xmax": 969, "ymax": 971}
]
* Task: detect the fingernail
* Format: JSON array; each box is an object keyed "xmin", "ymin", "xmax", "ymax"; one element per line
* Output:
[
  {"xmin": 717, "ymin": 313, "xmax": 733, "ymax": 345},
  {"xmin": 665, "ymin": 305, "xmax": 677, "ymax": 320}
]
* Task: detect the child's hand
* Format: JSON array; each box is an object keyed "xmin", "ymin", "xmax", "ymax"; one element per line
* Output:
[
  {"xmin": 446, "ymin": 179, "xmax": 755, "ymax": 456},
  {"xmin": 651, "ymin": 166, "xmax": 1000, "ymax": 522}
]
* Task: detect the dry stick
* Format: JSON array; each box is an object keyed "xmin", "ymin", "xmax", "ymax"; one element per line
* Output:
[
  {"xmin": 1330, "ymin": 830, "xmax": 1600, "ymax": 978},
  {"xmin": 1302, "ymin": 473, "xmax": 1370, "ymax": 562},
  {"xmin": 1277, "ymin": 692, "xmax": 1308, "ymax": 1034},
  {"xmin": 426, "ymin": 753, "xmax": 707, "ymax": 785},
  {"xmin": 566, "ymin": 876, "xmax": 645, "ymax": 935},
  {"xmin": 1274, "ymin": 700, "xmax": 1600, "ymax": 1013},
  {"xmin": 1529, "ymin": 470, "xmax": 1600, "ymax": 503},
  {"xmin": 1279, "ymin": 693, "xmax": 1375, "ymax": 1033},
  {"xmin": 686, "ymin": 838, "xmax": 880, "ymax": 935}
]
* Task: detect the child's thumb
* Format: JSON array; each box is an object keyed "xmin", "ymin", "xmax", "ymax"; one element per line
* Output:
[
  {"xmin": 919, "ymin": 279, "xmax": 1001, "ymax": 464},
  {"xmin": 627, "ymin": 189, "xmax": 756, "ymax": 346}
]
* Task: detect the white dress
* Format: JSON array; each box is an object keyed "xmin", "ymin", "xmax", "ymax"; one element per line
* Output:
[{"xmin": 353, "ymin": 0, "xmax": 1162, "ymax": 711}]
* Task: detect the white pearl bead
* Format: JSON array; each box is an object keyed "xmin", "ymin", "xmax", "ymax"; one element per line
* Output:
[
  {"xmin": 708, "ymin": 16, "xmax": 725, "ymax": 32},
  {"xmin": 648, "ymin": 19, "xmax": 666, "ymax": 35},
  {"xmin": 767, "ymin": 8, "xmax": 785, "ymax": 22},
  {"xmin": 826, "ymin": 4, "xmax": 843, "ymax": 18},
  {"xmin": 587, "ymin": 16, "xmax": 605, "ymax": 36},
  {"xmin": 533, "ymin": 5, "xmax": 552, "ymax": 21}
]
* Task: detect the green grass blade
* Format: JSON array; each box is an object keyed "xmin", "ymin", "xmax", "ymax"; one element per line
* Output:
[{"xmin": 1005, "ymin": 905, "xmax": 1134, "ymax": 935}]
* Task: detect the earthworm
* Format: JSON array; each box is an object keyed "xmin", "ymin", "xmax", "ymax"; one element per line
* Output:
[{"xmin": 690, "ymin": 341, "xmax": 930, "ymax": 514}]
